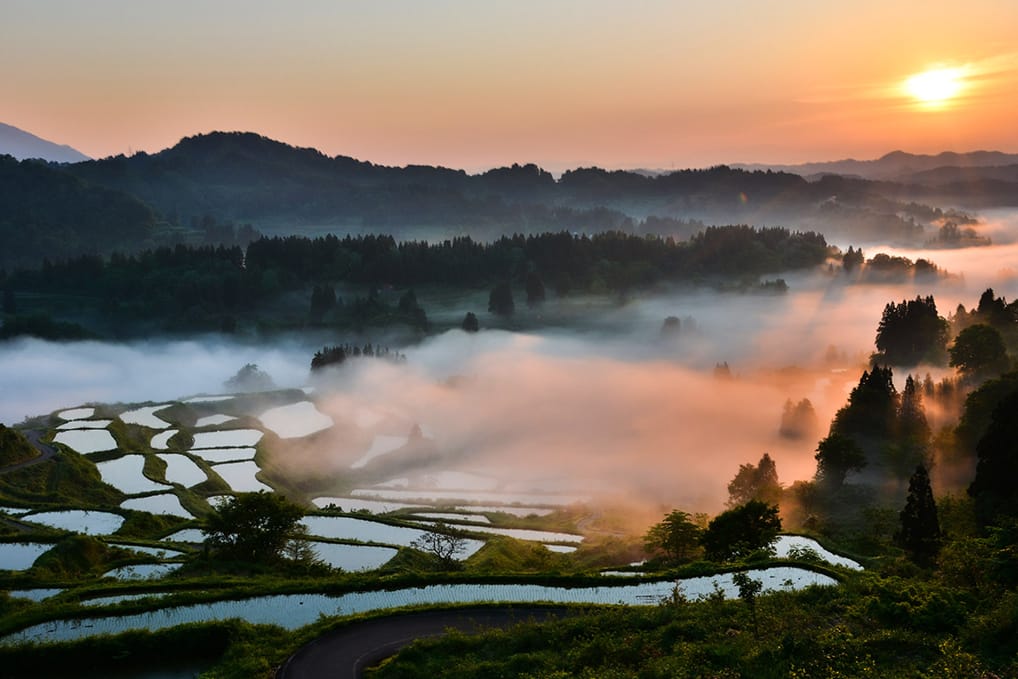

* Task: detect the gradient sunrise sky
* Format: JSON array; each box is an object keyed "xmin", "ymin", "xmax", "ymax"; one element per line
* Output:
[{"xmin": 3, "ymin": 0, "xmax": 1017, "ymax": 172}]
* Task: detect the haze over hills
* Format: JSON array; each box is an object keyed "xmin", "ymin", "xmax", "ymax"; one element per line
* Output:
[
  {"xmin": 0, "ymin": 122, "xmax": 91, "ymax": 163},
  {"xmin": 734, "ymin": 150, "xmax": 1018, "ymax": 182},
  {"xmin": 60, "ymin": 131, "xmax": 933, "ymax": 239},
  {"xmin": 4, "ymin": 129, "xmax": 1018, "ymax": 270}
]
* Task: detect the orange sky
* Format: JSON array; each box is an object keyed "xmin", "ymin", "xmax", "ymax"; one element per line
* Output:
[{"xmin": 3, "ymin": 0, "xmax": 1017, "ymax": 171}]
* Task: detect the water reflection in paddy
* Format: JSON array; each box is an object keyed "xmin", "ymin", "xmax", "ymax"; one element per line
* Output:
[{"xmin": 3, "ymin": 567, "xmax": 838, "ymax": 645}]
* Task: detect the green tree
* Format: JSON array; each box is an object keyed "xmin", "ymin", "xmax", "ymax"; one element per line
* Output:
[
  {"xmin": 814, "ymin": 432, "xmax": 867, "ymax": 489},
  {"xmin": 778, "ymin": 398, "xmax": 818, "ymax": 440},
  {"xmin": 203, "ymin": 492, "xmax": 306, "ymax": 563},
  {"xmin": 732, "ymin": 571, "xmax": 764, "ymax": 637},
  {"xmin": 488, "ymin": 281, "xmax": 515, "ymax": 316},
  {"xmin": 874, "ymin": 295, "xmax": 949, "ymax": 366},
  {"xmin": 968, "ymin": 390, "xmax": 1018, "ymax": 527},
  {"xmin": 842, "ymin": 245, "xmax": 864, "ymax": 273},
  {"xmin": 831, "ymin": 366, "xmax": 899, "ymax": 439},
  {"xmin": 895, "ymin": 464, "xmax": 942, "ymax": 564},
  {"xmin": 949, "ymin": 323, "xmax": 1009, "ymax": 381},
  {"xmin": 726, "ymin": 453, "xmax": 782, "ymax": 507},
  {"xmin": 643, "ymin": 509, "xmax": 704, "ymax": 562},
  {"xmin": 461, "ymin": 311, "xmax": 479, "ymax": 332},
  {"xmin": 700, "ymin": 500, "xmax": 781, "ymax": 562},
  {"xmin": 524, "ymin": 271, "xmax": 546, "ymax": 306}
]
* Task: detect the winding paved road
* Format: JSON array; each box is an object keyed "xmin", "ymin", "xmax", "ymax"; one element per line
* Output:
[
  {"xmin": 0, "ymin": 429, "xmax": 57, "ymax": 475},
  {"xmin": 277, "ymin": 606, "xmax": 571, "ymax": 679}
]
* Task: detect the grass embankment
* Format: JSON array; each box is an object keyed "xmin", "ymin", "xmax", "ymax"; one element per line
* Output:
[{"xmin": 367, "ymin": 571, "xmax": 1014, "ymax": 678}]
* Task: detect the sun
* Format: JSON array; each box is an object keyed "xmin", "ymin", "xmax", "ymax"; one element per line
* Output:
[{"xmin": 903, "ymin": 67, "xmax": 964, "ymax": 106}]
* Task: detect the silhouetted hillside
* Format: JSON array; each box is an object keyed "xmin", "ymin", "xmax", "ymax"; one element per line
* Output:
[
  {"xmin": 737, "ymin": 149, "xmax": 1018, "ymax": 181},
  {"xmin": 62, "ymin": 132, "xmax": 931, "ymax": 244},
  {"xmin": 0, "ymin": 155, "xmax": 156, "ymax": 268}
]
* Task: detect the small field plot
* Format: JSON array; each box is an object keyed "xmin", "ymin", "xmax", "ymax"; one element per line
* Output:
[
  {"xmin": 407, "ymin": 512, "xmax": 492, "ymax": 524},
  {"xmin": 53, "ymin": 429, "xmax": 118, "ymax": 453},
  {"xmin": 260, "ymin": 401, "xmax": 333, "ymax": 438},
  {"xmin": 311, "ymin": 497, "xmax": 426, "ymax": 513},
  {"xmin": 0, "ymin": 543, "xmax": 53, "ymax": 570},
  {"xmin": 195, "ymin": 414, "xmax": 236, "ymax": 427},
  {"xmin": 56, "ymin": 419, "xmax": 112, "ymax": 430},
  {"xmin": 191, "ymin": 429, "xmax": 263, "ymax": 448},
  {"xmin": 301, "ymin": 515, "xmax": 484, "ymax": 558},
  {"xmin": 103, "ymin": 563, "xmax": 182, "ymax": 580},
  {"xmin": 121, "ymin": 493, "xmax": 192, "ymax": 518},
  {"xmin": 308, "ymin": 542, "xmax": 397, "ymax": 571},
  {"xmin": 214, "ymin": 461, "xmax": 272, "ymax": 492},
  {"xmin": 24, "ymin": 510, "xmax": 125, "ymax": 535},
  {"xmin": 57, "ymin": 407, "xmax": 94, "ymax": 420},
  {"xmin": 7, "ymin": 588, "xmax": 63, "ymax": 601},
  {"xmin": 157, "ymin": 453, "xmax": 207, "ymax": 487},
  {"xmin": 96, "ymin": 455, "xmax": 168, "ymax": 494},
  {"xmin": 119, "ymin": 405, "xmax": 173, "ymax": 429},
  {"xmin": 150, "ymin": 429, "xmax": 177, "ymax": 449},
  {"xmin": 772, "ymin": 535, "xmax": 863, "ymax": 570},
  {"xmin": 161, "ymin": 529, "xmax": 205, "ymax": 543},
  {"xmin": 188, "ymin": 447, "xmax": 256, "ymax": 463}
]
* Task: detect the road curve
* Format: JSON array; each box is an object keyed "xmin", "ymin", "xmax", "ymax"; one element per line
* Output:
[
  {"xmin": 0, "ymin": 429, "xmax": 57, "ymax": 475},
  {"xmin": 277, "ymin": 606, "xmax": 571, "ymax": 679}
]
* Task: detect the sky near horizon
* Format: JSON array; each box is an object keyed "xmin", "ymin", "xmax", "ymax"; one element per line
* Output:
[{"xmin": 3, "ymin": 0, "xmax": 1017, "ymax": 172}]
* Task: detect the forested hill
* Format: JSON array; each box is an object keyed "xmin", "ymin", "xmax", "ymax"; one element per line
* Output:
[
  {"xmin": 63, "ymin": 131, "xmax": 926, "ymax": 241},
  {"xmin": 0, "ymin": 155, "xmax": 156, "ymax": 269}
]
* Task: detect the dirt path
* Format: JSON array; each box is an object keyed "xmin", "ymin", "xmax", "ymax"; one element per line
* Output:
[{"xmin": 277, "ymin": 606, "xmax": 572, "ymax": 679}]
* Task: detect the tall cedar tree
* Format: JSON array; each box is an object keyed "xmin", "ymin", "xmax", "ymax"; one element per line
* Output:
[
  {"xmin": 896, "ymin": 464, "xmax": 942, "ymax": 563},
  {"xmin": 488, "ymin": 281, "xmax": 515, "ymax": 316},
  {"xmin": 968, "ymin": 389, "xmax": 1018, "ymax": 526},
  {"xmin": 874, "ymin": 295, "xmax": 949, "ymax": 366}
]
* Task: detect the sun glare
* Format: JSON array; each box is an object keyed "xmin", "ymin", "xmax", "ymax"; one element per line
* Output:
[{"xmin": 904, "ymin": 67, "xmax": 964, "ymax": 106}]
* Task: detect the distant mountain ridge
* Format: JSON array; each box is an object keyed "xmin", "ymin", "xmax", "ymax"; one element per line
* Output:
[
  {"xmin": 0, "ymin": 122, "xmax": 91, "ymax": 163},
  {"xmin": 735, "ymin": 150, "xmax": 1018, "ymax": 181}
]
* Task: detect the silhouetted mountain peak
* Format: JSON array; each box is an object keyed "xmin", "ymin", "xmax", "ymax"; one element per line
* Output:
[{"xmin": 0, "ymin": 122, "xmax": 91, "ymax": 163}]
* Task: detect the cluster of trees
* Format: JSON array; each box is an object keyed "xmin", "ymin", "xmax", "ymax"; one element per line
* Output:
[
  {"xmin": 644, "ymin": 500, "xmax": 782, "ymax": 565},
  {"xmin": 874, "ymin": 296, "xmax": 949, "ymax": 365},
  {"xmin": 310, "ymin": 344, "xmax": 406, "ymax": 371},
  {"xmin": 1, "ymin": 226, "xmax": 829, "ymax": 336},
  {"xmin": 0, "ymin": 155, "xmax": 156, "ymax": 269}
]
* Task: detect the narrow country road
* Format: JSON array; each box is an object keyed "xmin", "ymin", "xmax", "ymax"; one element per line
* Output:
[
  {"xmin": 277, "ymin": 606, "xmax": 571, "ymax": 679},
  {"xmin": 0, "ymin": 429, "xmax": 57, "ymax": 475}
]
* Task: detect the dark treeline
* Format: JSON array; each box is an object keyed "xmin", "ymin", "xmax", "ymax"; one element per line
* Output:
[
  {"xmin": 1, "ymin": 132, "xmax": 952, "ymax": 271},
  {"xmin": 310, "ymin": 344, "xmax": 406, "ymax": 371},
  {"xmin": 62, "ymin": 132, "xmax": 929, "ymax": 240},
  {"xmin": 3, "ymin": 227, "xmax": 828, "ymax": 329},
  {"xmin": 0, "ymin": 154, "xmax": 156, "ymax": 268}
]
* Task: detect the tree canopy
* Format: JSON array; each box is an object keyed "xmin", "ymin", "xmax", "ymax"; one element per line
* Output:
[
  {"xmin": 203, "ymin": 492, "xmax": 306, "ymax": 564},
  {"xmin": 874, "ymin": 296, "xmax": 949, "ymax": 366},
  {"xmin": 950, "ymin": 324, "xmax": 1009, "ymax": 381},
  {"xmin": 700, "ymin": 500, "xmax": 781, "ymax": 562},
  {"xmin": 896, "ymin": 464, "xmax": 942, "ymax": 564},
  {"xmin": 643, "ymin": 509, "xmax": 704, "ymax": 563},
  {"xmin": 726, "ymin": 453, "xmax": 782, "ymax": 508}
]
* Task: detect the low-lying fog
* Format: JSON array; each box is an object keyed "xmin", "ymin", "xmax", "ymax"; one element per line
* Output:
[{"xmin": 2, "ymin": 210, "xmax": 1016, "ymax": 512}]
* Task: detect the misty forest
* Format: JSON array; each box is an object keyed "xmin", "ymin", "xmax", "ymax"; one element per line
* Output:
[{"xmin": 3, "ymin": 133, "xmax": 1018, "ymax": 678}]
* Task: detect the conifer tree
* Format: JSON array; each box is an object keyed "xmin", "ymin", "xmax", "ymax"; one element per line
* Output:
[{"xmin": 896, "ymin": 464, "xmax": 941, "ymax": 564}]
